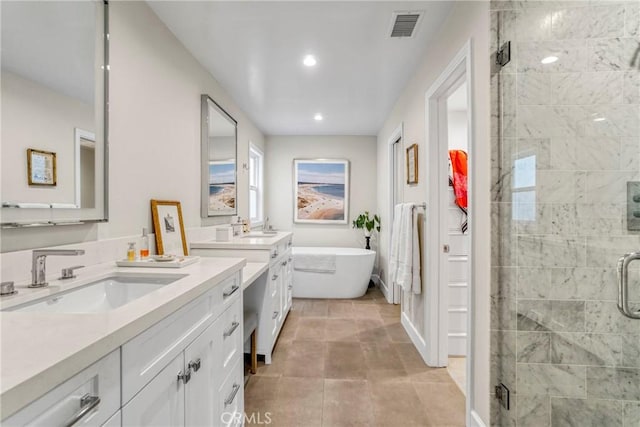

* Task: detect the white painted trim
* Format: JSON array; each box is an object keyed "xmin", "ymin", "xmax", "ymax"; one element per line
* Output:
[
  {"xmin": 387, "ymin": 122, "xmax": 404, "ymax": 305},
  {"xmin": 374, "ymin": 274, "xmax": 394, "ymax": 305},
  {"xmin": 424, "ymin": 39, "xmax": 477, "ymax": 427},
  {"xmin": 470, "ymin": 410, "xmax": 487, "ymax": 427},
  {"xmin": 401, "ymin": 312, "xmax": 429, "ymax": 364}
]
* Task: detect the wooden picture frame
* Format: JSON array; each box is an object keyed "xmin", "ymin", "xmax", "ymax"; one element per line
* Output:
[
  {"xmin": 293, "ymin": 159, "xmax": 349, "ymax": 224},
  {"xmin": 151, "ymin": 199, "xmax": 188, "ymax": 255},
  {"xmin": 27, "ymin": 148, "xmax": 57, "ymax": 186},
  {"xmin": 406, "ymin": 144, "xmax": 418, "ymax": 185}
]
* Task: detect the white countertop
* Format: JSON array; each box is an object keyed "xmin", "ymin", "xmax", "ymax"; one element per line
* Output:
[
  {"xmin": 190, "ymin": 231, "xmax": 292, "ymax": 250},
  {"xmin": 0, "ymin": 257, "xmax": 246, "ymax": 419},
  {"xmin": 242, "ymin": 262, "xmax": 269, "ymax": 290}
]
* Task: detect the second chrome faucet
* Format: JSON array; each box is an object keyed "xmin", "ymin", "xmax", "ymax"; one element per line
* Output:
[{"xmin": 30, "ymin": 249, "xmax": 85, "ymax": 288}]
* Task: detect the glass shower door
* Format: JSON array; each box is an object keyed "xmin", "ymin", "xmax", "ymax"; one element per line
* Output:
[{"xmin": 490, "ymin": 1, "xmax": 640, "ymax": 425}]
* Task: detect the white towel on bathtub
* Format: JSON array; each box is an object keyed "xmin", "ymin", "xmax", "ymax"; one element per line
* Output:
[{"xmin": 293, "ymin": 254, "xmax": 336, "ymax": 273}]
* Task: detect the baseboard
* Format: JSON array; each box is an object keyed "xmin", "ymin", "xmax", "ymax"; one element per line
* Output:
[
  {"xmin": 401, "ymin": 312, "xmax": 429, "ymax": 365},
  {"xmin": 373, "ymin": 274, "xmax": 392, "ymax": 304},
  {"xmin": 470, "ymin": 410, "xmax": 487, "ymax": 427}
]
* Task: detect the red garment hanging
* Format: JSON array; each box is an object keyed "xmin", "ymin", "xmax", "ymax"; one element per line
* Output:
[{"xmin": 449, "ymin": 149, "xmax": 468, "ymax": 209}]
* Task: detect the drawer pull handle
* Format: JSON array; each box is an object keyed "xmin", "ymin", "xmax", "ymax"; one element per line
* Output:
[
  {"xmin": 224, "ymin": 321, "xmax": 240, "ymax": 338},
  {"xmin": 272, "ymin": 274, "xmax": 279, "ymax": 280},
  {"xmin": 189, "ymin": 358, "xmax": 201, "ymax": 372},
  {"xmin": 177, "ymin": 369, "xmax": 191, "ymax": 384},
  {"xmin": 272, "ymin": 311, "xmax": 279, "ymax": 319},
  {"xmin": 281, "ymin": 260, "xmax": 288, "ymax": 266},
  {"xmin": 223, "ymin": 284, "xmax": 240, "ymax": 298},
  {"xmin": 271, "ymin": 251, "xmax": 278, "ymax": 259},
  {"xmin": 64, "ymin": 394, "xmax": 100, "ymax": 427},
  {"xmin": 288, "ymin": 285, "xmax": 293, "ymax": 290},
  {"xmin": 224, "ymin": 383, "xmax": 241, "ymax": 407}
]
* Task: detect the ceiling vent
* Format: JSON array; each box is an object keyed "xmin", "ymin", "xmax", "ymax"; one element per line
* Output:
[{"xmin": 389, "ymin": 11, "xmax": 423, "ymax": 38}]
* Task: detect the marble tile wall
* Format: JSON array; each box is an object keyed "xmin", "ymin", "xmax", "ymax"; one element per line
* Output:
[{"xmin": 490, "ymin": 1, "xmax": 640, "ymax": 426}]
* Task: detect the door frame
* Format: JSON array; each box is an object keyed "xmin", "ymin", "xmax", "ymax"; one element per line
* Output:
[
  {"xmin": 424, "ymin": 39, "xmax": 475, "ymax": 417},
  {"xmin": 385, "ymin": 122, "xmax": 404, "ymax": 304}
]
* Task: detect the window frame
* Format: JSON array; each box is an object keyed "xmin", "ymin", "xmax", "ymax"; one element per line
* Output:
[{"xmin": 248, "ymin": 142, "xmax": 264, "ymax": 227}]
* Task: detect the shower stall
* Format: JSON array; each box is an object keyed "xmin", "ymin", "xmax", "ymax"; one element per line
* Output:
[{"xmin": 490, "ymin": 1, "xmax": 640, "ymax": 425}]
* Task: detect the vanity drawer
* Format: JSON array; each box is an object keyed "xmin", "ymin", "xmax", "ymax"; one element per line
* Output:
[
  {"xmin": 121, "ymin": 273, "xmax": 239, "ymax": 404},
  {"xmin": 220, "ymin": 296, "xmax": 243, "ymax": 374},
  {"xmin": 217, "ymin": 358, "xmax": 244, "ymax": 427},
  {"xmin": 4, "ymin": 350, "xmax": 120, "ymax": 427}
]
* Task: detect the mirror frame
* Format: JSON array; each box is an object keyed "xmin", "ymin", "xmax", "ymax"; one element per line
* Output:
[
  {"xmin": 0, "ymin": 0, "xmax": 110, "ymax": 228},
  {"xmin": 200, "ymin": 94, "xmax": 238, "ymax": 218}
]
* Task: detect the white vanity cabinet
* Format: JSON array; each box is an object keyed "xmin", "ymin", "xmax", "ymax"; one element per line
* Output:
[
  {"xmin": 191, "ymin": 232, "xmax": 293, "ymax": 364},
  {"xmin": 3, "ymin": 350, "xmax": 121, "ymax": 427},
  {"xmin": 0, "ymin": 259, "xmax": 246, "ymax": 427},
  {"xmin": 122, "ymin": 273, "xmax": 243, "ymax": 427}
]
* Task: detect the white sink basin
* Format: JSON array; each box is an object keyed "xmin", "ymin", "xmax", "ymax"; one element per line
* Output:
[
  {"xmin": 242, "ymin": 231, "xmax": 278, "ymax": 238},
  {"xmin": 5, "ymin": 273, "xmax": 187, "ymax": 313}
]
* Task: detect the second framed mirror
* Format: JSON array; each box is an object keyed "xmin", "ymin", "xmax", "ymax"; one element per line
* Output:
[{"xmin": 201, "ymin": 95, "xmax": 237, "ymax": 218}]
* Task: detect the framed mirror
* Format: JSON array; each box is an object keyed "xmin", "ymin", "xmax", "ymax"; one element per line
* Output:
[
  {"xmin": 1, "ymin": 0, "xmax": 108, "ymax": 227},
  {"xmin": 201, "ymin": 95, "xmax": 237, "ymax": 217}
]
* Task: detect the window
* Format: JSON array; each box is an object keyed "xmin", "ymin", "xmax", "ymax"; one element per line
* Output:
[
  {"xmin": 249, "ymin": 143, "xmax": 264, "ymax": 225},
  {"xmin": 512, "ymin": 154, "xmax": 536, "ymax": 222}
]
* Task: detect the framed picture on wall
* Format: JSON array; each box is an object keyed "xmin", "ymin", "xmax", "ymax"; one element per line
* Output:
[
  {"xmin": 151, "ymin": 199, "xmax": 188, "ymax": 255},
  {"xmin": 208, "ymin": 160, "xmax": 236, "ymax": 215},
  {"xmin": 293, "ymin": 159, "xmax": 349, "ymax": 224},
  {"xmin": 406, "ymin": 144, "xmax": 418, "ymax": 185},
  {"xmin": 27, "ymin": 148, "xmax": 57, "ymax": 186}
]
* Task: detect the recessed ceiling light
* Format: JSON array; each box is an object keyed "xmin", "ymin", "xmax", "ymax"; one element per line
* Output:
[
  {"xmin": 593, "ymin": 117, "xmax": 606, "ymax": 122},
  {"xmin": 314, "ymin": 113, "xmax": 323, "ymax": 121},
  {"xmin": 541, "ymin": 56, "xmax": 558, "ymax": 64},
  {"xmin": 303, "ymin": 55, "xmax": 317, "ymax": 67}
]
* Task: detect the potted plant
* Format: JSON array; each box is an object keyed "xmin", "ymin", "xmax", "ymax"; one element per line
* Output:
[{"xmin": 352, "ymin": 211, "xmax": 380, "ymax": 250}]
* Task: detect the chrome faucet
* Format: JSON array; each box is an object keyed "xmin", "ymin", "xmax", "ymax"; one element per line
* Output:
[
  {"xmin": 262, "ymin": 217, "xmax": 270, "ymax": 232},
  {"xmin": 30, "ymin": 249, "xmax": 85, "ymax": 288}
]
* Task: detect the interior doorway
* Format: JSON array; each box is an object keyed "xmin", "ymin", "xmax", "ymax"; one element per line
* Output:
[
  {"xmin": 385, "ymin": 123, "xmax": 404, "ymax": 304},
  {"xmin": 424, "ymin": 40, "xmax": 474, "ymax": 423}
]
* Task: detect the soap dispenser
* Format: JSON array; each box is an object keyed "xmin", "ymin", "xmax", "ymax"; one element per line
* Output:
[{"xmin": 140, "ymin": 228, "xmax": 150, "ymax": 259}]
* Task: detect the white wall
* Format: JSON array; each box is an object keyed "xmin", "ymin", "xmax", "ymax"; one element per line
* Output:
[
  {"xmin": 376, "ymin": 2, "xmax": 490, "ymax": 423},
  {"xmin": 447, "ymin": 111, "xmax": 469, "ymax": 152},
  {"xmin": 265, "ymin": 136, "xmax": 377, "ymax": 249},
  {"xmin": 1, "ymin": 1, "xmax": 265, "ymax": 252},
  {"xmin": 1, "ymin": 72, "xmax": 94, "ymax": 205}
]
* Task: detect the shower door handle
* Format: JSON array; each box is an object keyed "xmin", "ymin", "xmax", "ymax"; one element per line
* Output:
[{"xmin": 617, "ymin": 252, "xmax": 640, "ymax": 319}]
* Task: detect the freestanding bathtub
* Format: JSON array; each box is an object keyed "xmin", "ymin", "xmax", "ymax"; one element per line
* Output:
[{"xmin": 292, "ymin": 247, "xmax": 376, "ymax": 299}]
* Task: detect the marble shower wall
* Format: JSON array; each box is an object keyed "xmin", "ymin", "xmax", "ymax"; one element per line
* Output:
[{"xmin": 490, "ymin": 1, "xmax": 640, "ymax": 426}]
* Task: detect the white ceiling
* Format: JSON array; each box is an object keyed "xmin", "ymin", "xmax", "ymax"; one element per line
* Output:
[
  {"xmin": 148, "ymin": 1, "xmax": 453, "ymax": 136},
  {"xmin": 1, "ymin": 1, "xmax": 96, "ymax": 105}
]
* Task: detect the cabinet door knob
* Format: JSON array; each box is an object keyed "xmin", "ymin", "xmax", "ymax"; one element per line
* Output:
[
  {"xmin": 272, "ymin": 311, "xmax": 279, "ymax": 319},
  {"xmin": 271, "ymin": 251, "xmax": 278, "ymax": 259},
  {"xmin": 189, "ymin": 358, "xmax": 201, "ymax": 372},
  {"xmin": 177, "ymin": 369, "xmax": 191, "ymax": 384},
  {"xmin": 272, "ymin": 274, "xmax": 279, "ymax": 280}
]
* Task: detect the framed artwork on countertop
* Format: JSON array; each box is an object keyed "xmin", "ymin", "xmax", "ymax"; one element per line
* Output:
[{"xmin": 151, "ymin": 199, "xmax": 188, "ymax": 255}]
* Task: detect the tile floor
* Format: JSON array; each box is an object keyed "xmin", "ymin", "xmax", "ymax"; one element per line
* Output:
[{"xmin": 244, "ymin": 287, "xmax": 466, "ymax": 426}]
